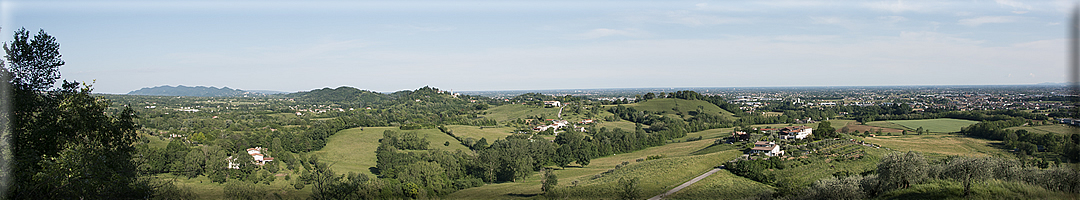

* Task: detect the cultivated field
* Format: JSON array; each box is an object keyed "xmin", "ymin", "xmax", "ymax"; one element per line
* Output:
[
  {"xmin": 887, "ymin": 118, "xmax": 979, "ymax": 133},
  {"xmin": 862, "ymin": 134, "xmax": 1009, "ymax": 159},
  {"xmin": 847, "ymin": 121, "xmax": 905, "ymax": 134},
  {"xmin": 1006, "ymin": 124, "xmax": 1080, "ymax": 135}
]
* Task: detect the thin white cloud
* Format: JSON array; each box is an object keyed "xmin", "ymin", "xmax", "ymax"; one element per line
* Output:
[
  {"xmin": 810, "ymin": 16, "xmax": 851, "ymax": 25},
  {"xmin": 574, "ymin": 28, "xmax": 647, "ymax": 39},
  {"xmin": 866, "ymin": 0, "xmax": 926, "ymax": 13},
  {"xmin": 1012, "ymin": 11, "xmax": 1029, "ymax": 14},
  {"xmin": 623, "ymin": 10, "xmax": 749, "ymax": 26},
  {"xmin": 995, "ymin": 0, "xmax": 1033, "ymax": 10},
  {"xmin": 958, "ymin": 16, "xmax": 1022, "ymax": 26},
  {"xmin": 879, "ymin": 16, "xmax": 907, "ymax": 23}
]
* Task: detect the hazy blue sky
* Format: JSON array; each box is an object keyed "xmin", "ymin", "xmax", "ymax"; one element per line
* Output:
[{"xmin": 0, "ymin": 0, "xmax": 1072, "ymax": 93}]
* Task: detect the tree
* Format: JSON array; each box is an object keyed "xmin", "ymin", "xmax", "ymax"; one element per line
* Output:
[
  {"xmin": 5, "ymin": 28, "xmax": 150, "ymax": 198},
  {"xmin": 617, "ymin": 177, "xmax": 641, "ymax": 200},
  {"xmin": 541, "ymin": 168, "xmax": 557, "ymax": 193},
  {"xmin": 876, "ymin": 151, "xmax": 928, "ymax": 191},
  {"xmin": 4, "ymin": 28, "xmax": 63, "ymax": 91},
  {"xmin": 941, "ymin": 157, "xmax": 996, "ymax": 197},
  {"xmin": 814, "ymin": 121, "xmax": 836, "ymax": 139}
]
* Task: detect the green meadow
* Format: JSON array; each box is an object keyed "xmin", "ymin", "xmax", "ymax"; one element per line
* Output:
[{"xmin": 313, "ymin": 127, "xmax": 471, "ymax": 176}]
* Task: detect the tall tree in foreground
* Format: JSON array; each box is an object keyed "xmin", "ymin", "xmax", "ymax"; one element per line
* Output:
[{"xmin": 4, "ymin": 28, "xmax": 150, "ymax": 198}]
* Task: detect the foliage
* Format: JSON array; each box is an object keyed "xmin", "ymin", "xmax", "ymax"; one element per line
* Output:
[{"xmin": 5, "ymin": 28, "xmax": 152, "ymax": 198}]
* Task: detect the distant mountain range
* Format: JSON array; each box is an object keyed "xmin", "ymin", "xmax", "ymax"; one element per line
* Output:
[{"xmin": 127, "ymin": 85, "xmax": 286, "ymax": 97}]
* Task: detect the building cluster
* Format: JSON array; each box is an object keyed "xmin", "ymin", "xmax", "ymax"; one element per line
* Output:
[
  {"xmin": 227, "ymin": 147, "xmax": 274, "ymax": 169},
  {"xmin": 533, "ymin": 119, "xmax": 592, "ymax": 133}
]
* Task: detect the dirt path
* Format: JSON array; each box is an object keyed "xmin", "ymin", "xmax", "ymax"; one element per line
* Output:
[{"xmin": 647, "ymin": 168, "xmax": 722, "ymax": 200}]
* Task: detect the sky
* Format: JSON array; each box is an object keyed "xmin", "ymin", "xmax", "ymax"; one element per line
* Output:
[{"xmin": 0, "ymin": 0, "xmax": 1073, "ymax": 93}]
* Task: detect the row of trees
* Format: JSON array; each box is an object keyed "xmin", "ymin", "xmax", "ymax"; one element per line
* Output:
[{"xmin": 799, "ymin": 152, "xmax": 1079, "ymax": 199}]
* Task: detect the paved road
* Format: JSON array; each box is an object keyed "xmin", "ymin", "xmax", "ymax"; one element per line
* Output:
[{"xmin": 647, "ymin": 168, "xmax": 723, "ymax": 200}]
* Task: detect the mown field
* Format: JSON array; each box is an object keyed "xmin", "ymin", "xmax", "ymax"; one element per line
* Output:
[
  {"xmin": 1006, "ymin": 124, "xmax": 1080, "ymax": 135},
  {"xmin": 313, "ymin": 127, "xmax": 471, "ymax": 176},
  {"xmin": 886, "ymin": 118, "xmax": 979, "ymax": 133},
  {"xmin": 861, "ymin": 134, "xmax": 1010, "ymax": 159},
  {"xmin": 666, "ymin": 168, "xmax": 775, "ymax": 199},
  {"xmin": 446, "ymin": 125, "xmax": 515, "ymax": 141}
]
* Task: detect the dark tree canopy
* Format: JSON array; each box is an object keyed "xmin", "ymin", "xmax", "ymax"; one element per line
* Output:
[{"xmin": 3, "ymin": 28, "xmax": 63, "ymax": 91}]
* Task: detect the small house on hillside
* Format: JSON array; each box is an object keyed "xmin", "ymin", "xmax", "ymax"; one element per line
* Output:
[
  {"xmin": 227, "ymin": 147, "xmax": 275, "ymax": 169},
  {"xmin": 543, "ymin": 101, "xmax": 562, "ymax": 107},
  {"xmin": 750, "ymin": 141, "xmax": 783, "ymax": 157},
  {"xmin": 779, "ymin": 126, "xmax": 813, "ymax": 139}
]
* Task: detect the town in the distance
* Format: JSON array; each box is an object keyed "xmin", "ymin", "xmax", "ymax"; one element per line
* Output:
[{"xmin": 91, "ymin": 83, "xmax": 1079, "ymax": 199}]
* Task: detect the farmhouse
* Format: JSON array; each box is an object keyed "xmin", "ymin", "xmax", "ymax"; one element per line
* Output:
[
  {"xmin": 227, "ymin": 147, "xmax": 275, "ymax": 169},
  {"xmin": 779, "ymin": 126, "xmax": 812, "ymax": 139},
  {"xmin": 543, "ymin": 101, "xmax": 561, "ymax": 107},
  {"xmin": 750, "ymin": 141, "xmax": 783, "ymax": 156}
]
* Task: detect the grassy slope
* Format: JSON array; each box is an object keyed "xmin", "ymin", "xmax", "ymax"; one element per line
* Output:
[
  {"xmin": 883, "ymin": 179, "xmax": 1075, "ymax": 200},
  {"xmin": 1006, "ymin": 124, "xmax": 1080, "ymax": 135},
  {"xmin": 596, "ymin": 121, "xmax": 639, "ymax": 131},
  {"xmin": 861, "ymin": 134, "xmax": 1010, "ymax": 159},
  {"xmin": 886, "ymin": 118, "xmax": 980, "ymax": 133},
  {"xmin": 447, "ymin": 137, "xmax": 731, "ymax": 199},
  {"xmin": 553, "ymin": 150, "xmax": 743, "ymax": 199},
  {"xmin": 667, "ymin": 169, "xmax": 775, "ymax": 199},
  {"xmin": 313, "ymin": 127, "xmax": 471, "ymax": 176},
  {"xmin": 446, "ymin": 125, "xmax": 514, "ymax": 141}
]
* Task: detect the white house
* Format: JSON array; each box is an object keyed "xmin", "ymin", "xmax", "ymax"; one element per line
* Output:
[
  {"xmin": 543, "ymin": 101, "xmax": 561, "ymax": 107},
  {"xmin": 228, "ymin": 147, "xmax": 274, "ymax": 169},
  {"xmin": 779, "ymin": 126, "xmax": 813, "ymax": 139},
  {"xmin": 750, "ymin": 141, "xmax": 783, "ymax": 156}
]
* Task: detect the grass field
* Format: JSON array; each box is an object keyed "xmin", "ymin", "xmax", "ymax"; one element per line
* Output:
[
  {"xmin": 482, "ymin": 104, "xmax": 562, "ymax": 122},
  {"xmin": 614, "ymin": 99, "xmax": 734, "ymax": 119},
  {"xmin": 552, "ymin": 150, "xmax": 743, "ymax": 199},
  {"xmin": 882, "ymin": 179, "xmax": 1075, "ymax": 200},
  {"xmin": 313, "ymin": 127, "xmax": 471, "ymax": 176},
  {"xmin": 447, "ymin": 138, "xmax": 726, "ymax": 199},
  {"xmin": 1006, "ymin": 124, "xmax": 1080, "ymax": 135},
  {"xmin": 666, "ymin": 168, "xmax": 775, "ymax": 199},
  {"xmin": 864, "ymin": 121, "xmax": 909, "ymax": 131},
  {"xmin": 862, "ymin": 134, "xmax": 1010, "ymax": 159},
  {"xmin": 446, "ymin": 125, "xmax": 514, "ymax": 141},
  {"xmin": 886, "ymin": 118, "xmax": 979, "ymax": 133},
  {"xmin": 596, "ymin": 121, "xmax": 640, "ymax": 131}
]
